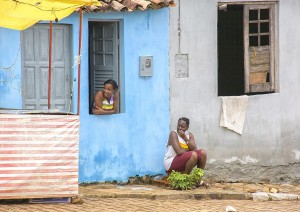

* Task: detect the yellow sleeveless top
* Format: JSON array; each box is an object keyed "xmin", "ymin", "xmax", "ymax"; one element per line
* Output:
[
  {"xmin": 163, "ymin": 130, "xmax": 190, "ymax": 171},
  {"xmin": 102, "ymin": 94, "xmax": 114, "ymax": 110},
  {"xmin": 176, "ymin": 130, "xmax": 189, "ymax": 150}
]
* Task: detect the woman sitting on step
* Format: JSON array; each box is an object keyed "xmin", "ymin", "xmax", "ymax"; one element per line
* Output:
[{"xmin": 164, "ymin": 117, "xmax": 207, "ymax": 174}]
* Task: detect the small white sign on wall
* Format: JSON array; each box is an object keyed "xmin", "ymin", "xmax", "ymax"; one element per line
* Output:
[{"xmin": 175, "ymin": 54, "xmax": 189, "ymax": 78}]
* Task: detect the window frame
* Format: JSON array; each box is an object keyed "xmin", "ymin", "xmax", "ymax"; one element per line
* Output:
[
  {"xmin": 218, "ymin": 0, "xmax": 278, "ymax": 4},
  {"xmin": 88, "ymin": 20, "xmax": 121, "ymax": 114},
  {"xmin": 217, "ymin": 1, "xmax": 278, "ymax": 95},
  {"xmin": 244, "ymin": 4, "xmax": 276, "ymax": 93}
]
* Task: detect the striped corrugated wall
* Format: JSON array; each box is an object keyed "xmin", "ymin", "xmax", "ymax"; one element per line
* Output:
[{"xmin": 0, "ymin": 114, "xmax": 79, "ymax": 199}]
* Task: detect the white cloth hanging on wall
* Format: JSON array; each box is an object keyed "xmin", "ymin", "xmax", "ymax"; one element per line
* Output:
[{"xmin": 220, "ymin": 95, "xmax": 249, "ymax": 135}]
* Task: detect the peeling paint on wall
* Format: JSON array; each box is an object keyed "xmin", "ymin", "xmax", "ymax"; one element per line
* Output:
[
  {"xmin": 293, "ymin": 150, "xmax": 300, "ymax": 160},
  {"xmin": 225, "ymin": 156, "xmax": 258, "ymax": 164},
  {"xmin": 224, "ymin": 157, "xmax": 238, "ymax": 163},
  {"xmin": 209, "ymin": 159, "xmax": 217, "ymax": 163}
]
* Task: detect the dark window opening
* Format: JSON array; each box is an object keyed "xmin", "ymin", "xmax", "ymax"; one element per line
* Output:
[
  {"xmin": 261, "ymin": 35, "xmax": 269, "ymax": 46},
  {"xmin": 218, "ymin": 5, "xmax": 244, "ymax": 96},
  {"xmin": 260, "ymin": 22, "xmax": 269, "ymax": 33},
  {"xmin": 249, "ymin": 9, "xmax": 258, "ymax": 20},
  {"xmin": 260, "ymin": 9, "xmax": 269, "ymax": 20},
  {"xmin": 249, "ymin": 23, "xmax": 258, "ymax": 33},
  {"xmin": 250, "ymin": 36, "xmax": 259, "ymax": 46}
]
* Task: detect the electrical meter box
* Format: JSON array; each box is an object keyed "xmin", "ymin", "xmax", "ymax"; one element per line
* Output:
[{"xmin": 139, "ymin": 56, "xmax": 153, "ymax": 77}]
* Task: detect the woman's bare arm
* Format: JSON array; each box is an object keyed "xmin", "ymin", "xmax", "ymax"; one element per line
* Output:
[
  {"xmin": 92, "ymin": 91, "xmax": 118, "ymax": 115},
  {"xmin": 168, "ymin": 131, "xmax": 186, "ymax": 155},
  {"xmin": 185, "ymin": 132, "xmax": 197, "ymax": 151},
  {"xmin": 94, "ymin": 91, "xmax": 104, "ymax": 108}
]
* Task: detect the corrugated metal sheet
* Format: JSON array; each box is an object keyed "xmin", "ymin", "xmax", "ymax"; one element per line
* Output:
[
  {"xmin": 0, "ymin": 114, "xmax": 79, "ymax": 199},
  {"xmin": 82, "ymin": 0, "xmax": 176, "ymax": 12}
]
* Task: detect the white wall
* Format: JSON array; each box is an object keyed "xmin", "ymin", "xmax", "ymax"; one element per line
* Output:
[{"xmin": 169, "ymin": 0, "xmax": 300, "ymax": 183}]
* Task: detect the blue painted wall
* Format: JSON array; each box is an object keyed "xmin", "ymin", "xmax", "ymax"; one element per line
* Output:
[
  {"xmin": 0, "ymin": 8, "xmax": 170, "ymax": 182},
  {"xmin": 0, "ymin": 28, "xmax": 22, "ymax": 109}
]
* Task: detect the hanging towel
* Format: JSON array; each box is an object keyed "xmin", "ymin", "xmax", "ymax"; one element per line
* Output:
[{"xmin": 220, "ymin": 95, "xmax": 248, "ymax": 135}]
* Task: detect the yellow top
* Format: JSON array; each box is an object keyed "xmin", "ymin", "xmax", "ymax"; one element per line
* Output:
[
  {"xmin": 163, "ymin": 130, "xmax": 190, "ymax": 171},
  {"xmin": 179, "ymin": 142, "xmax": 189, "ymax": 150},
  {"xmin": 102, "ymin": 95, "xmax": 114, "ymax": 110},
  {"xmin": 176, "ymin": 130, "xmax": 189, "ymax": 150}
]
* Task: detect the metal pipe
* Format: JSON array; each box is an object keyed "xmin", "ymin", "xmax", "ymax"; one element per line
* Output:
[
  {"xmin": 77, "ymin": 8, "xmax": 83, "ymax": 115},
  {"xmin": 48, "ymin": 21, "xmax": 53, "ymax": 110}
]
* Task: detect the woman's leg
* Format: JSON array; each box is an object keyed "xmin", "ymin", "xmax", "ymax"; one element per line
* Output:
[
  {"xmin": 184, "ymin": 151, "xmax": 198, "ymax": 174},
  {"xmin": 195, "ymin": 149, "xmax": 207, "ymax": 169},
  {"xmin": 168, "ymin": 151, "xmax": 198, "ymax": 174}
]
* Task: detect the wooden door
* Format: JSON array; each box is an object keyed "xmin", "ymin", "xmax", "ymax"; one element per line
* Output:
[{"xmin": 21, "ymin": 24, "xmax": 71, "ymax": 111}]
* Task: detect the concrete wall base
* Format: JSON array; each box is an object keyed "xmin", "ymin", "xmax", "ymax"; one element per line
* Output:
[{"xmin": 204, "ymin": 162, "xmax": 300, "ymax": 184}]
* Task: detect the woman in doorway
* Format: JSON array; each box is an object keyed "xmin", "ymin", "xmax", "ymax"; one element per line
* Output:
[
  {"xmin": 92, "ymin": 79, "xmax": 119, "ymax": 115},
  {"xmin": 164, "ymin": 117, "xmax": 207, "ymax": 174}
]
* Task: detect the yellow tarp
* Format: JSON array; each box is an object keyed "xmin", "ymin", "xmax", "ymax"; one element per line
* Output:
[{"xmin": 0, "ymin": 0, "xmax": 100, "ymax": 30}]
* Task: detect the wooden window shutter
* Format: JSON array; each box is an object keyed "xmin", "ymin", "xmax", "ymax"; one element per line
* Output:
[{"xmin": 244, "ymin": 4, "xmax": 275, "ymax": 93}]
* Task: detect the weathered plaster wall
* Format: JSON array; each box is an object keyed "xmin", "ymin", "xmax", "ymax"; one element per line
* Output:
[
  {"xmin": 169, "ymin": 0, "xmax": 300, "ymax": 183},
  {"xmin": 0, "ymin": 9, "xmax": 170, "ymax": 183},
  {"xmin": 0, "ymin": 29, "xmax": 22, "ymax": 109}
]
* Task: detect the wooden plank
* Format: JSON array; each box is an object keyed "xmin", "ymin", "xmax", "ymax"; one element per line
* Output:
[
  {"xmin": 250, "ymin": 64, "xmax": 270, "ymax": 73},
  {"xmin": 250, "ymin": 72, "xmax": 267, "ymax": 84},
  {"xmin": 249, "ymin": 82, "xmax": 273, "ymax": 92},
  {"xmin": 270, "ymin": 4, "xmax": 275, "ymax": 91},
  {"xmin": 244, "ymin": 5, "xmax": 250, "ymax": 93},
  {"xmin": 249, "ymin": 47, "xmax": 270, "ymax": 65}
]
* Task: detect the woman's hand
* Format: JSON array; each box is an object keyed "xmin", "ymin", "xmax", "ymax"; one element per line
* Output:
[
  {"xmin": 178, "ymin": 129, "xmax": 188, "ymax": 142},
  {"xmin": 92, "ymin": 106, "xmax": 102, "ymax": 114},
  {"xmin": 93, "ymin": 105, "xmax": 116, "ymax": 115}
]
